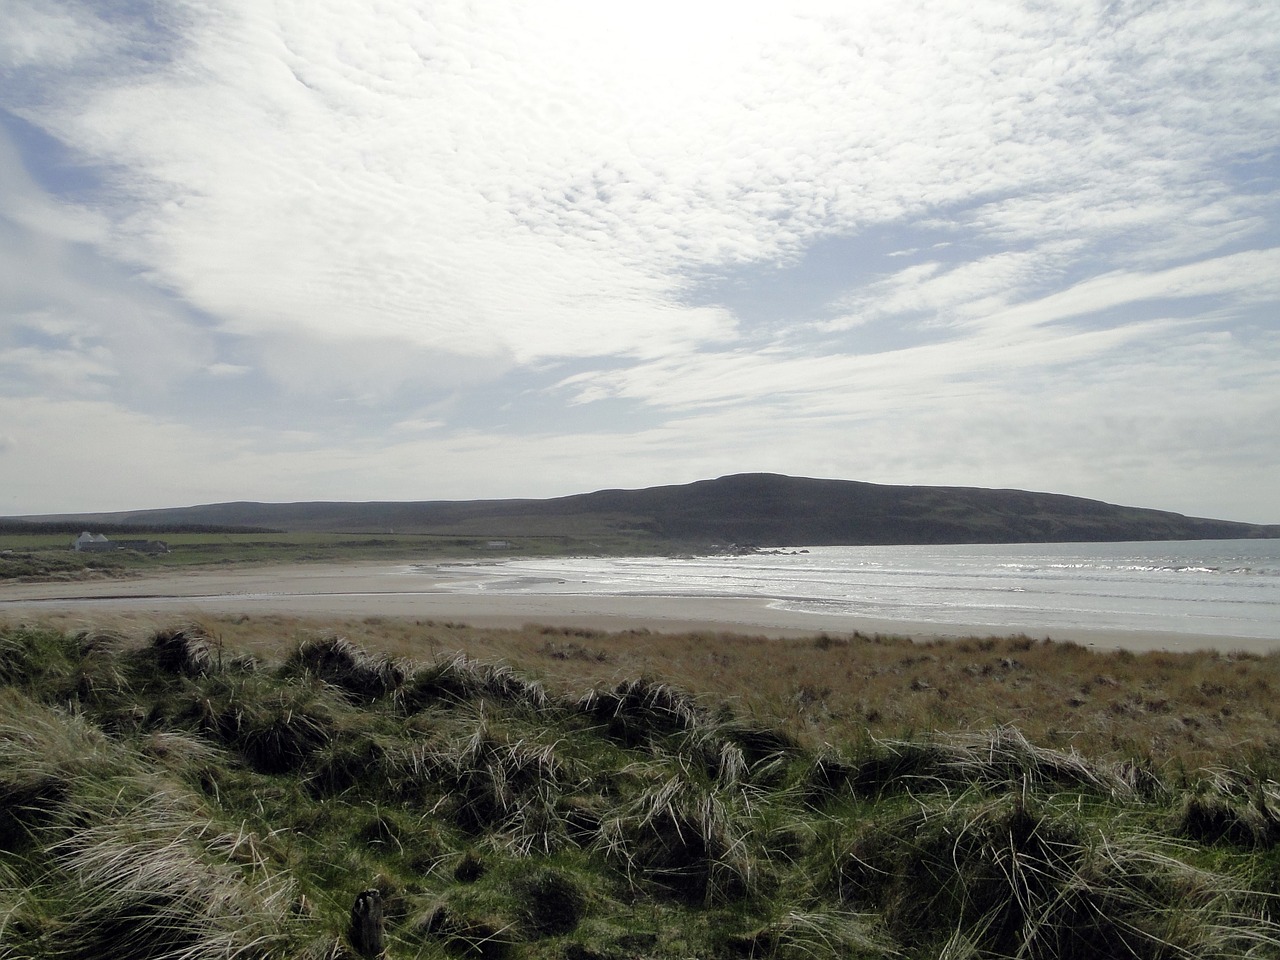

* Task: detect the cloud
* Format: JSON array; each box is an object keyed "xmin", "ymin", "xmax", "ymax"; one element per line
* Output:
[
  {"xmin": 824, "ymin": 250, "xmax": 1052, "ymax": 330},
  {"xmin": 0, "ymin": 124, "xmax": 218, "ymax": 407},
  {"xmin": 205, "ymin": 362, "xmax": 250, "ymax": 378},
  {"xmin": 972, "ymin": 249, "xmax": 1280, "ymax": 341},
  {"xmin": 0, "ymin": 0, "xmax": 126, "ymax": 72},
  {"xmin": 0, "ymin": 128, "xmax": 108, "ymax": 245},
  {"xmin": 23, "ymin": 0, "xmax": 1271, "ymax": 360},
  {"xmin": 826, "ymin": 246, "xmax": 1280, "ymax": 338},
  {"xmin": 0, "ymin": 1, "xmax": 1277, "ymax": 521}
]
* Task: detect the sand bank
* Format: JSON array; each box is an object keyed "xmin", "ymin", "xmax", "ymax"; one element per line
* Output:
[{"xmin": 1, "ymin": 561, "xmax": 1272, "ymax": 654}]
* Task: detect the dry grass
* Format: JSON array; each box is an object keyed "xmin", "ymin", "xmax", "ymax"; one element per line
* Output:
[
  {"xmin": 6, "ymin": 619, "xmax": 1280, "ymax": 960},
  {"xmin": 18, "ymin": 611, "xmax": 1274, "ymax": 773}
]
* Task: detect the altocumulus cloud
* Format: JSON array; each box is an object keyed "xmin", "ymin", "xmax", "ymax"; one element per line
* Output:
[{"xmin": 0, "ymin": 0, "xmax": 1277, "ymax": 522}]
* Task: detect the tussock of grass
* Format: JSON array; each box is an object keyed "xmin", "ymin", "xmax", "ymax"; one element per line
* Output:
[
  {"xmin": 726, "ymin": 907, "xmax": 892, "ymax": 959},
  {"xmin": 432, "ymin": 718, "xmax": 569, "ymax": 851},
  {"xmin": 169, "ymin": 673, "xmax": 343, "ymax": 775},
  {"xmin": 0, "ymin": 690, "xmax": 139, "ymax": 850},
  {"xmin": 42, "ymin": 812, "xmax": 297, "ymax": 960},
  {"xmin": 0, "ymin": 628, "xmax": 67, "ymax": 687},
  {"xmin": 1174, "ymin": 769, "xmax": 1280, "ymax": 848},
  {"xmin": 5, "ymin": 620, "xmax": 1280, "ymax": 959},
  {"xmin": 146, "ymin": 627, "xmax": 217, "ymax": 678},
  {"xmin": 577, "ymin": 677, "xmax": 709, "ymax": 746},
  {"xmin": 829, "ymin": 792, "xmax": 1270, "ymax": 959},
  {"xmin": 836, "ymin": 726, "xmax": 1154, "ymax": 803},
  {"xmin": 0, "ymin": 688, "xmax": 296, "ymax": 959},
  {"xmin": 399, "ymin": 653, "xmax": 549, "ymax": 713},
  {"xmin": 282, "ymin": 635, "xmax": 406, "ymax": 703},
  {"xmin": 598, "ymin": 756, "xmax": 765, "ymax": 906}
]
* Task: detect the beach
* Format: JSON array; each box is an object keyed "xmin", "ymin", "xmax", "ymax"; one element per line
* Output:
[{"xmin": 1, "ymin": 560, "xmax": 1271, "ymax": 653}]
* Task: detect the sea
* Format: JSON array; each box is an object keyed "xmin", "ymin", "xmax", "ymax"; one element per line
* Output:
[{"xmin": 435, "ymin": 539, "xmax": 1280, "ymax": 640}]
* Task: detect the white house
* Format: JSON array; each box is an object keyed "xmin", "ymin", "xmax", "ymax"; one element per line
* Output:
[{"xmin": 73, "ymin": 532, "xmax": 115, "ymax": 552}]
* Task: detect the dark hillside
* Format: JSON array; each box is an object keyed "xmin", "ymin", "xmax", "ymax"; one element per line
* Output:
[
  {"xmin": 8, "ymin": 473, "xmax": 1277, "ymax": 544},
  {"xmin": 564, "ymin": 474, "xmax": 1275, "ymax": 544}
]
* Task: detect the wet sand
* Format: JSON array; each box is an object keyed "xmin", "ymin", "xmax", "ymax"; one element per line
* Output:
[{"xmin": 0, "ymin": 561, "xmax": 1272, "ymax": 653}]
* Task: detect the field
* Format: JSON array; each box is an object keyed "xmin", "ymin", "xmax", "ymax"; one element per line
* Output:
[
  {"xmin": 22, "ymin": 610, "xmax": 1272, "ymax": 772},
  {"xmin": 0, "ymin": 531, "xmax": 626, "ymax": 582},
  {"xmin": 4, "ymin": 614, "xmax": 1280, "ymax": 959}
]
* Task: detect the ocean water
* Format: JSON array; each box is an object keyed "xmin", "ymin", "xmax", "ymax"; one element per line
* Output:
[{"xmin": 435, "ymin": 540, "xmax": 1280, "ymax": 639}]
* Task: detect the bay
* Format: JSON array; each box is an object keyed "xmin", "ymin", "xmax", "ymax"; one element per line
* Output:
[{"xmin": 435, "ymin": 539, "xmax": 1280, "ymax": 640}]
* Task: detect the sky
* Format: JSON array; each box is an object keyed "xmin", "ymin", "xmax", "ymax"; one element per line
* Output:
[{"xmin": 1, "ymin": 1, "xmax": 1278, "ymax": 523}]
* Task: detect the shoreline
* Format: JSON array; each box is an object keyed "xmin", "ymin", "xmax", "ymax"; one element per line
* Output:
[{"xmin": 1, "ymin": 560, "xmax": 1275, "ymax": 654}]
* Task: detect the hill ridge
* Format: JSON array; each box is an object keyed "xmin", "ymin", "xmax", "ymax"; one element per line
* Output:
[{"xmin": 7, "ymin": 473, "xmax": 1277, "ymax": 544}]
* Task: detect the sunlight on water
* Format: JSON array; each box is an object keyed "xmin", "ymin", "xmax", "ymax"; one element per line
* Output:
[{"xmin": 431, "ymin": 540, "xmax": 1280, "ymax": 639}]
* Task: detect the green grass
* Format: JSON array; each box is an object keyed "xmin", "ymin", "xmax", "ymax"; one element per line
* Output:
[
  {"xmin": 0, "ymin": 530, "xmax": 668, "ymax": 581},
  {"xmin": 4, "ymin": 621, "xmax": 1280, "ymax": 958}
]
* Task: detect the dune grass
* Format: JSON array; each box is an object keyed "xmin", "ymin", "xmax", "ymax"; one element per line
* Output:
[
  {"xmin": 3, "ymin": 619, "xmax": 1280, "ymax": 958},
  {"xmin": 49, "ymin": 610, "xmax": 1277, "ymax": 772}
]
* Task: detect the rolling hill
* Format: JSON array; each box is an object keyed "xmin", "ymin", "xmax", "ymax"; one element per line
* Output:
[{"xmin": 8, "ymin": 474, "xmax": 1278, "ymax": 546}]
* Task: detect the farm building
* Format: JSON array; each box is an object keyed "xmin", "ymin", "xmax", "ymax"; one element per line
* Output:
[
  {"xmin": 72, "ymin": 532, "xmax": 114, "ymax": 552},
  {"xmin": 72, "ymin": 532, "xmax": 169, "ymax": 554}
]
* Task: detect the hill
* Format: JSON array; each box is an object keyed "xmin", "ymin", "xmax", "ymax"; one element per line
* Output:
[{"xmin": 8, "ymin": 473, "xmax": 1278, "ymax": 545}]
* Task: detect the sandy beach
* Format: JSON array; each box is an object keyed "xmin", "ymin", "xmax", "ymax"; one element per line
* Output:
[{"xmin": 1, "ymin": 560, "xmax": 1273, "ymax": 654}]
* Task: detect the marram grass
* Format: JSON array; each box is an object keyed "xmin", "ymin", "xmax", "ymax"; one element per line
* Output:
[{"xmin": 3, "ymin": 621, "xmax": 1280, "ymax": 959}]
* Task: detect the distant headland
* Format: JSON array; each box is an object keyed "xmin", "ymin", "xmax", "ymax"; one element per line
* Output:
[{"xmin": 6, "ymin": 474, "xmax": 1277, "ymax": 547}]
